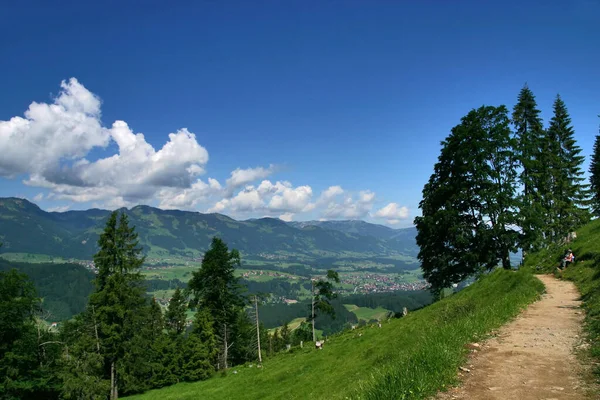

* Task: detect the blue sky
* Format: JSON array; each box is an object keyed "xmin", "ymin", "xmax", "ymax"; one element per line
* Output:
[{"xmin": 1, "ymin": 0, "xmax": 598, "ymax": 227}]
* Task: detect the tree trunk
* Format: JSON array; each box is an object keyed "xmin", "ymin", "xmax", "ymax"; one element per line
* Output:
[
  {"xmin": 92, "ymin": 305, "xmax": 100, "ymax": 353},
  {"xmin": 223, "ymin": 323, "xmax": 228, "ymax": 370},
  {"xmin": 311, "ymin": 279, "xmax": 316, "ymax": 342},
  {"xmin": 254, "ymin": 296, "xmax": 262, "ymax": 363},
  {"xmin": 502, "ymin": 248, "xmax": 511, "ymax": 270},
  {"xmin": 110, "ymin": 361, "xmax": 118, "ymax": 400}
]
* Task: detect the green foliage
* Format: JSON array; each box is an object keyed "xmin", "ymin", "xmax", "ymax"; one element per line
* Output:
[
  {"xmin": 589, "ymin": 125, "xmax": 600, "ymax": 216},
  {"xmin": 0, "ymin": 269, "xmax": 61, "ymax": 399},
  {"xmin": 512, "ymin": 84, "xmax": 547, "ymax": 252},
  {"xmin": 309, "ymin": 270, "xmax": 341, "ymax": 341},
  {"xmin": 545, "ymin": 95, "xmax": 590, "ymax": 241},
  {"xmin": 188, "ymin": 237, "xmax": 246, "ymax": 331},
  {"xmin": 123, "ymin": 269, "xmax": 543, "ymax": 400},
  {"xmin": 165, "ymin": 288, "xmax": 187, "ymax": 335},
  {"xmin": 415, "ymin": 105, "xmax": 519, "ymax": 292}
]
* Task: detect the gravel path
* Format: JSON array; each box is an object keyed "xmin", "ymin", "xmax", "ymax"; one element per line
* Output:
[{"xmin": 436, "ymin": 274, "xmax": 594, "ymax": 400}]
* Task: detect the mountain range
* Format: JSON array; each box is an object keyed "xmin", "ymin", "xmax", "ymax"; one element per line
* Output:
[{"xmin": 0, "ymin": 198, "xmax": 418, "ymax": 262}]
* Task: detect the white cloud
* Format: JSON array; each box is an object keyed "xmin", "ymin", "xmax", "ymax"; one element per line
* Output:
[
  {"xmin": 0, "ymin": 78, "xmax": 109, "ymax": 178},
  {"xmin": 374, "ymin": 203, "xmax": 409, "ymax": 224},
  {"xmin": 225, "ymin": 165, "xmax": 275, "ymax": 197},
  {"xmin": 47, "ymin": 205, "xmax": 71, "ymax": 213},
  {"xmin": 2, "ymin": 78, "xmax": 211, "ymax": 207},
  {"xmin": 321, "ymin": 190, "xmax": 376, "ymax": 219},
  {"xmin": 279, "ymin": 212, "xmax": 294, "ymax": 222},
  {"xmin": 318, "ymin": 185, "xmax": 344, "ymax": 203},
  {"xmin": 1, "ymin": 78, "xmax": 408, "ymax": 223},
  {"xmin": 209, "ymin": 180, "xmax": 315, "ymax": 216}
]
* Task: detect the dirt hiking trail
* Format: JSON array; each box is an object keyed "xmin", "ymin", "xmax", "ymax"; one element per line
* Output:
[{"xmin": 436, "ymin": 274, "xmax": 595, "ymax": 400}]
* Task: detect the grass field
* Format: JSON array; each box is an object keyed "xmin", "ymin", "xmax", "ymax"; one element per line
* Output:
[
  {"xmin": 125, "ymin": 268, "xmax": 543, "ymax": 400},
  {"xmin": 0, "ymin": 252, "xmax": 76, "ymax": 263},
  {"xmin": 141, "ymin": 266, "xmax": 196, "ymax": 281},
  {"xmin": 344, "ymin": 304, "xmax": 391, "ymax": 322},
  {"xmin": 523, "ymin": 219, "xmax": 600, "ymax": 383}
]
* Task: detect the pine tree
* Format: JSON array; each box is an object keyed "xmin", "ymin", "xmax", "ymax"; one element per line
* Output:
[
  {"xmin": 512, "ymin": 84, "xmax": 547, "ymax": 253},
  {"xmin": 589, "ymin": 124, "xmax": 600, "ymax": 216},
  {"xmin": 415, "ymin": 105, "xmax": 520, "ymax": 293},
  {"xmin": 147, "ymin": 298, "xmax": 164, "ymax": 340},
  {"xmin": 88, "ymin": 211, "xmax": 147, "ymax": 400},
  {"xmin": 188, "ymin": 237, "xmax": 246, "ymax": 369},
  {"xmin": 546, "ymin": 95, "xmax": 590, "ymax": 239},
  {"xmin": 165, "ymin": 288, "xmax": 187, "ymax": 335}
]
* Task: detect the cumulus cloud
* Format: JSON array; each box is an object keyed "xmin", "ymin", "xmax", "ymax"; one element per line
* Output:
[
  {"xmin": 321, "ymin": 190, "xmax": 376, "ymax": 219},
  {"xmin": 373, "ymin": 202, "xmax": 410, "ymax": 224},
  {"xmin": 224, "ymin": 165, "xmax": 276, "ymax": 197},
  {"xmin": 279, "ymin": 212, "xmax": 294, "ymax": 222},
  {"xmin": 208, "ymin": 180, "xmax": 315, "ymax": 217},
  {"xmin": 0, "ymin": 78, "xmax": 408, "ymax": 223},
  {"xmin": 0, "ymin": 78, "xmax": 108, "ymax": 178},
  {"xmin": 1, "ymin": 78, "xmax": 211, "ymax": 206},
  {"xmin": 47, "ymin": 205, "xmax": 71, "ymax": 213}
]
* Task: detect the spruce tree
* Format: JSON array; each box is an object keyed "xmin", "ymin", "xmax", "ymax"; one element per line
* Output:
[
  {"xmin": 512, "ymin": 84, "xmax": 547, "ymax": 253},
  {"xmin": 165, "ymin": 288, "xmax": 187, "ymax": 335},
  {"xmin": 546, "ymin": 95, "xmax": 590, "ymax": 238},
  {"xmin": 188, "ymin": 237, "xmax": 246, "ymax": 369},
  {"xmin": 88, "ymin": 211, "xmax": 147, "ymax": 400},
  {"xmin": 589, "ymin": 125, "xmax": 600, "ymax": 216}
]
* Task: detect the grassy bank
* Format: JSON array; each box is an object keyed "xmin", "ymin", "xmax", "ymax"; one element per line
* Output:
[
  {"xmin": 126, "ymin": 269, "xmax": 543, "ymax": 400},
  {"xmin": 523, "ymin": 219, "xmax": 600, "ymax": 382}
]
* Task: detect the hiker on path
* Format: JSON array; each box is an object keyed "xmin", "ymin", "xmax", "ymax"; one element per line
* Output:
[{"xmin": 560, "ymin": 249, "xmax": 574, "ymax": 270}]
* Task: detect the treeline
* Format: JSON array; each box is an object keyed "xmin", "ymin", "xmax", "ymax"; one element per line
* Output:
[
  {"xmin": 342, "ymin": 291, "xmax": 432, "ymax": 314},
  {"xmin": 415, "ymin": 85, "xmax": 594, "ymax": 293},
  {"xmin": 241, "ymin": 277, "xmax": 304, "ymax": 298}
]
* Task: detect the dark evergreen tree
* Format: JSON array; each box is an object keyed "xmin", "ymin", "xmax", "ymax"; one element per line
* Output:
[
  {"xmin": 229, "ymin": 310, "xmax": 257, "ymax": 365},
  {"xmin": 88, "ymin": 211, "xmax": 147, "ymax": 399},
  {"xmin": 0, "ymin": 269, "xmax": 61, "ymax": 399},
  {"xmin": 589, "ymin": 123, "xmax": 600, "ymax": 216},
  {"xmin": 512, "ymin": 84, "xmax": 547, "ymax": 253},
  {"xmin": 188, "ymin": 237, "xmax": 246, "ymax": 369},
  {"xmin": 165, "ymin": 288, "xmax": 187, "ymax": 335},
  {"xmin": 546, "ymin": 95, "xmax": 590, "ymax": 239},
  {"xmin": 309, "ymin": 270, "xmax": 340, "ymax": 342},
  {"xmin": 415, "ymin": 105, "xmax": 519, "ymax": 293}
]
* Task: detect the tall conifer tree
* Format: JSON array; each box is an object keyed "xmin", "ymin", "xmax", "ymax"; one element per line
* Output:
[
  {"xmin": 589, "ymin": 122, "xmax": 600, "ymax": 216},
  {"xmin": 512, "ymin": 85, "xmax": 547, "ymax": 253},
  {"xmin": 88, "ymin": 211, "xmax": 146, "ymax": 400},
  {"xmin": 546, "ymin": 95, "xmax": 590, "ymax": 238}
]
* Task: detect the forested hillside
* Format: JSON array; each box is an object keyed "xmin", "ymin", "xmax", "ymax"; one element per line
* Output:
[{"xmin": 0, "ymin": 258, "xmax": 94, "ymax": 321}]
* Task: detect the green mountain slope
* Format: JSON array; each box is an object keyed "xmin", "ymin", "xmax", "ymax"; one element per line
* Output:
[
  {"xmin": 0, "ymin": 198, "xmax": 418, "ymax": 262},
  {"xmin": 289, "ymin": 220, "xmax": 419, "ymax": 256},
  {"xmin": 125, "ymin": 269, "xmax": 543, "ymax": 400}
]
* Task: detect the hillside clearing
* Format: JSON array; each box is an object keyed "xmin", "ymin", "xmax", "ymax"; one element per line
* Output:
[
  {"xmin": 344, "ymin": 304, "xmax": 391, "ymax": 322},
  {"xmin": 125, "ymin": 269, "xmax": 543, "ymax": 400}
]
